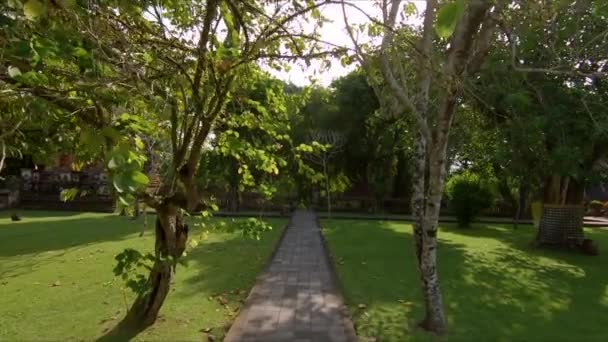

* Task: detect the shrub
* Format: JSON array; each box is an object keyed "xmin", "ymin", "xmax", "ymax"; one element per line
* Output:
[{"xmin": 446, "ymin": 172, "xmax": 494, "ymax": 228}]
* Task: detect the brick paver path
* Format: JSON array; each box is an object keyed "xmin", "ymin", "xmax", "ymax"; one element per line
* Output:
[{"xmin": 224, "ymin": 210, "xmax": 357, "ymax": 342}]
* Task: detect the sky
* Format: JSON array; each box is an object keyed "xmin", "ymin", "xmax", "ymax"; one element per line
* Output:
[
  {"xmin": 144, "ymin": 1, "xmax": 426, "ymax": 87},
  {"xmin": 265, "ymin": 1, "xmax": 426, "ymax": 87}
]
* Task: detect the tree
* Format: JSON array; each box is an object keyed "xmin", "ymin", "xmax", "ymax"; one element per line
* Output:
[
  {"xmin": 468, "ymin": 0, "xmax": 608, "ymax": 245},
  {"xmin": 198, "ymin": 70, "xmax": 307, "ymax": 212},
  {"xmin": 304, "ymin": 130, "xmax": 346, "ymax": 217},
  {"xmin": 2, "ymin": 0, "xmax": 338, "ymax": 337},
  {"xmin": 342, "ymin": 0, "xmax": 507, "ymax": 332},
  {"xmin": 293, "ymin": 69, "xmax": 414, "ymax": 212},
  {"xmin": 331, "ymin": 70, "xmax": 414, "ymax": 211}
]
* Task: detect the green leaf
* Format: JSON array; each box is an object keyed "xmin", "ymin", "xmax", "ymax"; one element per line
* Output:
[
  {"xmin": 131, "ymin": 171, "xmax": 149, "ymax": 185},
  {"xmin": 73, "ymin": 47, "xmax": 88, "ymax": 58},
  {"xmin": 23, "ymin": 0, "xmax": 46, "ymax": 20},
  {"xmin": 118, "ymin": 194, "xmax": 134, "ymax": 206},
  {"xmin": 60, "ymin": 188, "xmax": 79, "ymax": 202},
  {"xmin": 113, "ymin": 178, "xmax": 125, "ymax": 193},
  {"xmin": 108, "ymin": 157, "xmax": 119, "ymax": 170},
  {"xmin": 7, "ymin": 0, "xmax": 22, "ymax": 9},
  {"xmin": 7, "ymin": 66, "xmax": 21, "ymax": 78},
  {"xmin": 135, "ymin": 136, "xmax": 144, "ymax": 149},
  {"xmin": 142, "ymin": 52, "xmax": 153, "ymax": 64},
  {"xmin": 435, "ymin": 0, "xmax": 466, "ymax": 39}
]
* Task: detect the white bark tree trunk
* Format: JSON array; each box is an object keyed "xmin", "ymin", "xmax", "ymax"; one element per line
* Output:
[{"xmin": 343, "ymin": 0, "xmax": 503, "ymax": 334}]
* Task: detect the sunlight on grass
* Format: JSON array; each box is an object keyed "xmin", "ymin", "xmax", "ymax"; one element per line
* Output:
[
  {"xmin": 322, "ymin": 220, "xmax": 608, "ymax": 341},
  {"xmin": 0, "ymin": 211, "xmax": 286, "ymax": 341}
]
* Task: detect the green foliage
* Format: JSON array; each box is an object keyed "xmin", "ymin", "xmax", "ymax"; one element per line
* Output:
[
  {"xmin": 108, "ymin": 140, "xmax": 148, "ymax": 206},
  {"xmin": 234, "ymin": 218, "xmax": 274, "ymax": 240},
  {"xmin": 59, "ymin": 187, "xmax": 84, "ymax": 202},
  {"xmin": 435, "ymin": 0, "xmax": 466, "ymax": 39},
  {"xmin": 328, "ymin": 172, "xmax": 351, "ymax": 195},
  {"xmin": 113, "ymin": 248, "xmax": 155, "ymax": 295},
  {"xmin": 291, "ymin": 69, "xmax": 413, "ymax": 206},
  {"xmin": 23, "ymin": 0, "xmax": 46, "ymax": 20},
  {"xmin": 446, "ymin": 173, "xmax": 494, "ymax": 227},
  {"xmin": 467, "ymin": 0, "xmax": 608, "ymax": 189}
]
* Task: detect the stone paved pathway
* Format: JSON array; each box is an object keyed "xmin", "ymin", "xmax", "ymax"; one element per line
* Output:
[{"xmin": 224, "ymin": 210, "xmax": 357, "ymax": 342}]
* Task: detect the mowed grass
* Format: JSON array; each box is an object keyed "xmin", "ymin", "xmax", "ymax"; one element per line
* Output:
[
  {"xmin": 322, "ymin": 220, "xmax": 608, "ymax": 341},
  {"xmin": 0, "ymin": 211, "xmax": 286, "ymax": 341}
]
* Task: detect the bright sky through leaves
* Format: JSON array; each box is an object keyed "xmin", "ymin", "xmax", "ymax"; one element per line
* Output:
[{"xmin": 265, "ymin": 1, "xmax": 425, "ymax": 86}]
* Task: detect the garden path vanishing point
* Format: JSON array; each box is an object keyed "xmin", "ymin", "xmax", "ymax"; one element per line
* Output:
[{"xmin": 224, "ymin": 210, "xmax": 357, "ymax": 342}]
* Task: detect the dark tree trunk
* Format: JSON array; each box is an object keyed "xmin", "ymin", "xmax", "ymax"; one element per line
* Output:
[
  {"xmin": 513, "ymin": 179, "xmax": 530, "ymax": 228},
  {"xmin": 132, "ymin": 196, "xmax": 141, "ymax": 219},
  {"xmin": 100, "ymin": 206, "xmax": 188, "ymax": 340},
  {"xmin": 536, "ymin": 175, "xmax": 586, "ymax": 249},
  {"xmin": 542, "ymin": 175, "xmax": 584, "ymax": 205},
  {"xmin": 229, "ymin": 185, "xmax": 239, "ymax": 212},
  {"xmin": 392, "ymin": 155, "xmax": 411, "ymax": 199},
  {"xmin": 493, "ymin": 163, "xmax": 517, "ymax": 211},
  {"xmin": 516, "ymin": 180, "xmax": 529, "ymax": 220}
]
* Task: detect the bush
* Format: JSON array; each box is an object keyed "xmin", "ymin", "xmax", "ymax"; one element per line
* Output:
[{"xmin": 446, "ymin": 172, "xmax": 494, "ymax": 228}]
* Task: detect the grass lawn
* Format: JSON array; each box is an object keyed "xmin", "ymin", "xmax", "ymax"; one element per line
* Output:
[
  {"xmin": 322, "ymin": 220, "xmax": 608, "ymax": 341},
  {"xmin": 0, "ymin": 210, "xmax": 286, "ymax": 341}
]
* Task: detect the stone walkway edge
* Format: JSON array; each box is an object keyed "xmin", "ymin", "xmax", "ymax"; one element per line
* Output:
[{"xmin": 224, "ymin": 210, "xmax": 357, "ymax": 342}]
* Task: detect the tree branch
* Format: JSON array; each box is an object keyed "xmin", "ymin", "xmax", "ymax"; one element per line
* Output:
[
  {"xmin": 0, "ymin": 140, "xmax": 6, "ymax": 174},
  {"xmin": 0, "ymin": 119, "xmax": 24, "ymax": 140},
  {"xmin": 192, "ymin": 0, "xmax": 219, "ymax": 95},
  {"xmin": 377, "ymin": 0, "xmax": 430, "ymax": 141}
]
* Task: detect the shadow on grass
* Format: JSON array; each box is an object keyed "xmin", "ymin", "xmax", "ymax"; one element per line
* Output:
[
  {"xmin": 322, "ymin": 220, "xmax": 608, "ymax": 341},
  {"xmin": 0, "ymin": 211, "xmax": 140, "ymax": 257},
  {"xmin": 96, "ymin": 218, "xmax": 288, "ymax": 341},
  {"xmin": 1, "ymin": 211, "xmax": 288, "ymax": 341}
]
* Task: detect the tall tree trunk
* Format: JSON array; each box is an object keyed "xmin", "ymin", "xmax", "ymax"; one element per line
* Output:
[
  {"xmin": 411, "ymin": 134, "xmax": 426, "ymax": 264},
  {"xmin": 417, "ymin": 134, "xmax": 450, "ymax": 333},
  {"xmin": 101, "ymin": 205, "xmax": 188, "ymax": 340},
  {"xmin": 514, "ymin": 179, "xmax": 529, "ymax": 227},
  {"xmin": 536, "ymin": 175, "xmax": 585, "ymax": 248},
  {"xmin": 543, "ymin": 175, "xmax": 584, "ymax": 205}
]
